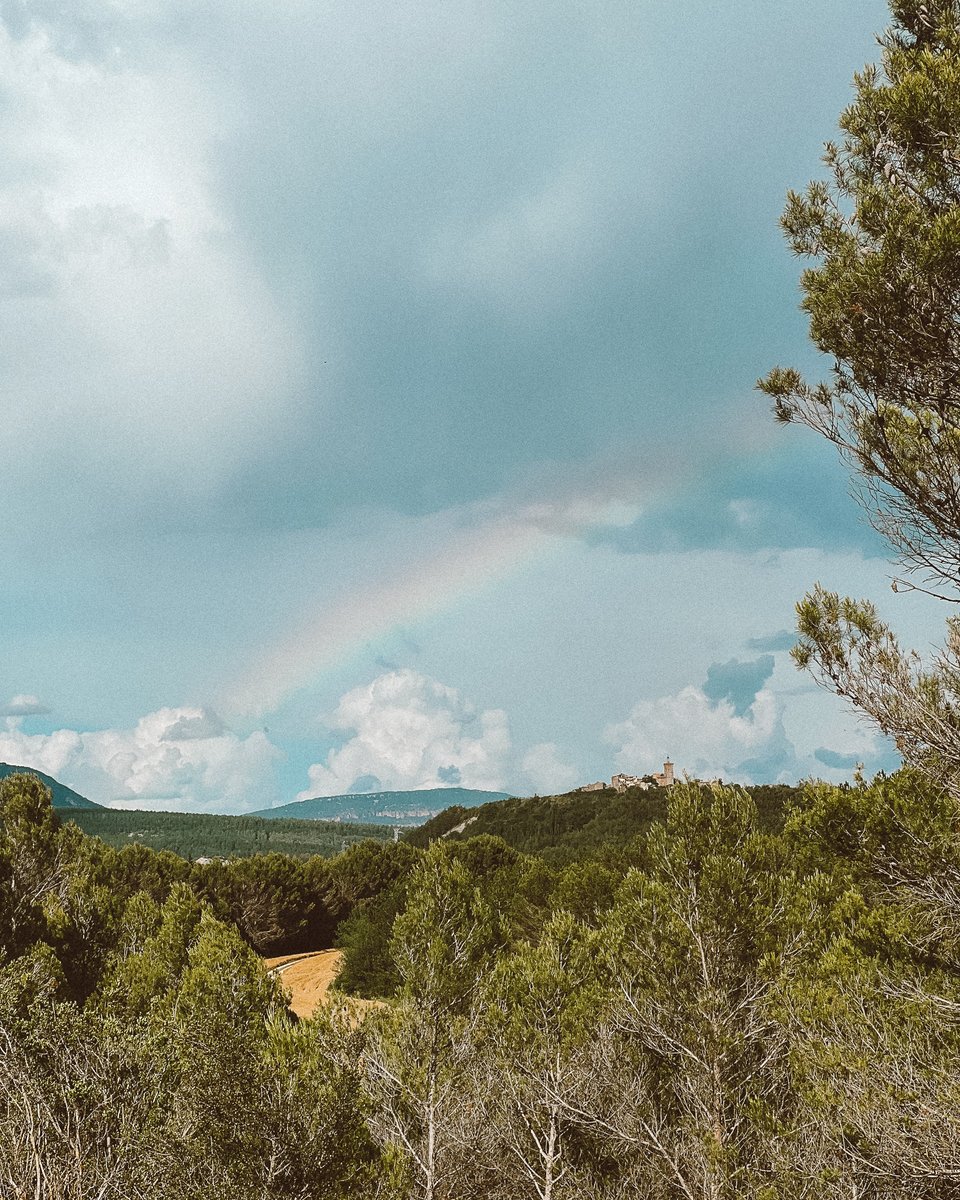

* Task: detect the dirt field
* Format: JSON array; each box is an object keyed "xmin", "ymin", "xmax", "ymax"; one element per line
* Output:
[
  {"xmin": 264, "ymin": 949, "xmax": 344, "ymax": 1019},
  {"xmin": 264, "ymin": 949, "xmax": 383, "ymax": 1020}
]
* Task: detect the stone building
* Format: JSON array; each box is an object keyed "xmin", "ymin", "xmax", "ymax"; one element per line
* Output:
[
  {"xmin": 652, "ymin": 759, "xmax": 675, "ymax": 788},
  {"xmin": 575, "ymin": 761, "xmax": 678, "ymax": 795},
  {"xmin": 611, "ymin": 773, "xmax": 649, "ymax": 792},
  {"xmin": 610, "ymin": 760, "xmax": 675, "ymax": 792}
]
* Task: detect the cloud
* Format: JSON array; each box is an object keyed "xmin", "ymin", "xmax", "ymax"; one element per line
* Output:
[
  {"xmin": 0, "ymin": 17, "xmax": 307, "ymax": 536},
  {"xmin": 0, "ymin": 694, "xmax": 50, "ymax": 717},
  {"xmin": 0, "ymin": 707, "xmax": 278, "ymax": 811},
  {"xmin": 159, "ymin": 710, "xmax": 227, "ymax": 741},
  {"xmin": 299, "ymin": 670, "xmax": 512, "ymax": 797},
  {"xmin": 746, "ymin": 630, "xmax": 796, "ymax": 653},
  {"xmin": 421, "ymin": 156, "xmax": 603, "ymax": 311},
  {"xmin": 814, "ymin": 747, "xmax": 863, "ymax": 771},
  {"xmin": 605, "ymin": 685, "xmax": 784, "ymax": 784},
  {"xmin": 589, "ymin": 441, "xmax": 885, "ymax": 560},
  {"xmin": 521, "ymin": 742, "xmax": 579, "ymax": 795},
  {"xmin": 226, "ymin": 467, "xmax": 664, "ymax": 717},
  {"xmin": 606, "ymin": 643, "xmax": 904, "ymax": 786},
  {"xmin": 1, "ymin": 0, "xmax": 156, "ymax": 67},
  {"xmin": 702, "ymin": 655, "xmax": 776, "ymax": 717},
  {"xmin": 604, "ymin": 638, "xmax": 809, "ymax": 783}
]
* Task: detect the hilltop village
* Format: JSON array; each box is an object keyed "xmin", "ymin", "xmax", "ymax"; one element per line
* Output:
[{"xmin": 576, "ymin": 759, "xmax": 676, "ymax": 793}]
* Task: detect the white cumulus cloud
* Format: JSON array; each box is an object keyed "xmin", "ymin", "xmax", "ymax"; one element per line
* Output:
[
  {"xmin": 0, "ymin": 707, "xmax": 278, "ymax": 812},
  {"xmin": 605, "ymin": 685, "xmax": 783, "ymax": 784},
  {"xmin": 521, "ymin": 742, "xmax": 579, "ymax": 795},
  {"xmin": 300, "ymin": 670, "xmax": 512, "ymax": 798}
]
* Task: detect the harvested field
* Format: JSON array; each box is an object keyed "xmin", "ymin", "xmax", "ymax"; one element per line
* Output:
[
  {"xmin": 265, "ymin": 949, "xmax": 343, "ymax": 1019},
  {"xmin": 264, "ymin": 949, "xmax": 382, "ymax": 1020}
]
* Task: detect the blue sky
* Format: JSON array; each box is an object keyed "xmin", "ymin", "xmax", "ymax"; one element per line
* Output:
[{"xmin": 0, "ymin": 0, "xmax": 938, "ymax": 811}]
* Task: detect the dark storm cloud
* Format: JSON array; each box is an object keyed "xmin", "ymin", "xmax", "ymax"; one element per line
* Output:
[
  {"xmin": 0, "ymin": 0, "xmax": 892, "ymax": 547},
  {"xmin": 188, "ymin": 0, "xmax": 891, "ymax": 531}
]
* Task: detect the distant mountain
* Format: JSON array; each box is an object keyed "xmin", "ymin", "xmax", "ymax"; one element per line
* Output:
[
  {"xmin": 0, "ymin": 763, "xmax": 102, "ymax": 810},
  {"xmin": 251, "ymin": 787, "xmax": 513, "ymax": 827}
]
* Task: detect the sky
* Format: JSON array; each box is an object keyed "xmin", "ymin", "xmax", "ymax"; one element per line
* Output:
[{"xmin": 0, "ymin": 0, "xmax": 942, "ymax": 812}]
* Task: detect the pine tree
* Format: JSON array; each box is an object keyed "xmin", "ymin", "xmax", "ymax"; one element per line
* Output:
[
  {"xmin": 362, "ymin": 843, "xmax": 498, "ymax": 1200},
  {"xmin": 759, "ymin": 2, "xmax": 960, "ymax": 792}
]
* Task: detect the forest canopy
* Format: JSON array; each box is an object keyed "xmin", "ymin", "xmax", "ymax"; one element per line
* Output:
[{"xmin": 2, "ymin": 764, "xmax": 960, "ymax": 1197}]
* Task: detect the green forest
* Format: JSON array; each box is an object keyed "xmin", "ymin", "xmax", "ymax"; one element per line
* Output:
[
  {"xmin": 64, "ymin": 807, "xmax": 394, "ymax": 860},
  {"xmin": 3, "ymin": 762, "xmax": 960, "ymax": 1197},
  {"xmin": 406, "ymin": 783, "xmax": 800, "ymax": 861},
  {"xmin": 5, "ymin": 2, "xmax": 960, "ymax": 1197}
]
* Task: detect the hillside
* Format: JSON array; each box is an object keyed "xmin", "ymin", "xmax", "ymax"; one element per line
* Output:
[
  {"xmin": 251, "ymin": 787, "xmax": 513, "ymax": 826},
  {"xmin": 0, "ymin": 763, "xmax": 100, "ymax": 810},
  {"xmin": 63, "ymin": 808, "xmax": 393, "ymax": 860},
  {"xmin": 406, "ymin": 782, "xmax": 800, "ymax": 862}
]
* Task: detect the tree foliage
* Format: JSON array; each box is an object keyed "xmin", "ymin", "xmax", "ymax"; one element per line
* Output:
[
  {"xmin": 66, "ymin": 806, "xmax": 393, "ymax": 859},
  {"xmin": 2, "ymin": 768, "xmax": 960, "ymax": 1197},
  {"xmin": 760, "ymin": 0, "xmax": 960, "ymax": 590},
  {"xmin": 758, "ymin": 2, "xmax": 960, "ymax": 795}
]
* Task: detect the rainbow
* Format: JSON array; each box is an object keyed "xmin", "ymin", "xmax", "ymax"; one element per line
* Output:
[{"xmin": 224, "ymin": 483, "xmax": 645, "ymax": 717}]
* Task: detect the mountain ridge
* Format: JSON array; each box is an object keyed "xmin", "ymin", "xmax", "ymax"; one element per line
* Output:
[
  {"xmin": 251, "ymin": 786, "xmax": 513, "ymax": 826},
  {"xmin": 0, "ymin": 763, "xmax": 101, "ymax": 810}
]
